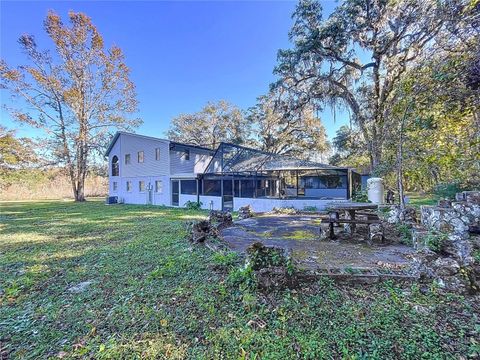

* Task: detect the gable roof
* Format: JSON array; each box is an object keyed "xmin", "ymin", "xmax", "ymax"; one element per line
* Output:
[{"xmin": 104, "ymin": 131, "xmax": 214, "ymax": 157}]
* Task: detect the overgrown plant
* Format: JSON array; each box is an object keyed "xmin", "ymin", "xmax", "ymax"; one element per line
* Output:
[
  {"xmin": 425, "ymin": 231, "xmax": 449, "ymax": 253},
  {"xmin": 184, "ymin": 200, "xmax": 203, "ymax": 211}
]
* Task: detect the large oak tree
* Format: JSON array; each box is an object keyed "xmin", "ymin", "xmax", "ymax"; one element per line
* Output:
[
  {"xmin": 167, "ymin": 100, "xmax": 252, "ymax": 149},
  {"xmin": 1, "ymin": 11, "xmax": 140, "ymax": 201},
  {"xmin": 273, "ymin": 0, "xmax": 450, "ymax": 170},
  {"xmin": 248, "ymin": 91, "xmax": 330, "ymax": 160}
]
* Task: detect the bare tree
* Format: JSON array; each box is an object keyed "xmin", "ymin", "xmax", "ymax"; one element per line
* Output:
[{"xmin": 1, "ymin": 11, "xmax": 140, "ymax": 201}]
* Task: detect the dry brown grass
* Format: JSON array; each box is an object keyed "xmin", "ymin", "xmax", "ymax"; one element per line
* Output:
[{"xmin": 0, "ymin": 174, "xmax": 107, "ymax": 201}]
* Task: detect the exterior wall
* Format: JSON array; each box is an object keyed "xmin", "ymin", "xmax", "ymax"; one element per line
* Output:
[
  {"xmin": 199, "ymin": 195, "xmax": 223, "ymax": 210},
  {"xmin": 120, "ymin": 135, "xmax": 170, "ymax": 178},
  {"xmin": 170, "ymin": 150, "xmax": 212, "ymax": 175},
  {"xmin": 108, "ymin": 133, "xmax": 171, "ymax": 203},
  {"xmin": 108, "ymin": 138, "xmax": 122, "ymax": 196},
  {"xmin": 233, "ymin": 197, "xmax": 347, "ymax": 212}
]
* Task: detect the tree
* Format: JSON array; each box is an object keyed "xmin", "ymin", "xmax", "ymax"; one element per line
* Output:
[
  {"xmin": 0, "ymin": 126, "xmax": 37, "ymax": 171},
  {"xmin": 273, "ymin": 0, "xmax": 449, "ymax": 170},
  {"xmin": 248, "ymin": 92, "xmax": 330, "ymax": 160},
  {"xmin": 1, "ymin": 11, "xmax": 139, "ymax": 201},
  {"xmin": 167, "ymin": 100, "xmax": 252, "ymax": 148}
]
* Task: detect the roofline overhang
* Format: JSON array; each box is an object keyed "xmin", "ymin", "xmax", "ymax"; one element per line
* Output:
[{"xmin": 104, "ymin": 131, "xmax": 214, "ymax": 157}]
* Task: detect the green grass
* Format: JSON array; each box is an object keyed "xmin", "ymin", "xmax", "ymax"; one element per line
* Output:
[
  {"xmin": 406, "ymin": 192, "xmax": 438, "ymax": 208},
  {"xmin": 1, "ymin": 200, "xmax": 479, "ymax": 359}
]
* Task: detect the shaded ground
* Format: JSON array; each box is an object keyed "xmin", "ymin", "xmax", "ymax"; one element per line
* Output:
[{"xmin": 221, "ymin": 214, "xmax": 415, "ymax": 271}]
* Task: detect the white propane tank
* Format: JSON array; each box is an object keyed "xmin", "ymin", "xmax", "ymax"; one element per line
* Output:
[{"xmin": 367, "ymin": 177, "xmax": 384, "ymax": 204}]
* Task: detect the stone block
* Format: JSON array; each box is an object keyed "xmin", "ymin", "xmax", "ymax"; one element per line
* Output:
[
  {"xmin": 433, "ymin": 257, "xmax": 460, "ymax": 276},
  {"xmin": 369, "ymin": 223, "xmax": 384, "ymax": 243},
  {"xmin": 411, "ymin": 227, "xmax": 429, "ymax": 250}
]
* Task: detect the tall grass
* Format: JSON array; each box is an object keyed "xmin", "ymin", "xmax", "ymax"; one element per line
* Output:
[{"xmin": 0, "ymin": 173, "xmax": 107, "ymax": 200}]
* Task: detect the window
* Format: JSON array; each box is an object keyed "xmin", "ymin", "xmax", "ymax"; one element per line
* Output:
[
  {"xmin": 155, "ymin": 180, "xmax": 163, "ymax": 193},
  {"xmin": 180, "ymin": 180, "xmax": 197, "ymax": 195},
  {"xmin": 126, "ymin": 181, "xmax": 132, "ymax": 192},
  {"xmin": 139, "ymin": 181, "xmax": 145, "ymax": 192},
  {"xmin": 113, "ymin": 182, "xmax": 118, "ymax": 191},
  {"xmin": 183, "ymin": 150, "xmax": 190, "ymax": 161},
  {"xmin": 125, "ymin": 154, "xmax": 131, "ymax": 165},
  {"xmin": 138, "ymin": 151, "xmax": 144, "ymax": 163},
  {"xmin": 202, "ymin": 179, "xmax": 221, "ymax": 196},
  {"xmin": 111, "ymin": 156, "xmax": 119, "ymax": 176},
  {"xmin": 155, "ymin": 148, "xmax": 161, "ymax": 161}
]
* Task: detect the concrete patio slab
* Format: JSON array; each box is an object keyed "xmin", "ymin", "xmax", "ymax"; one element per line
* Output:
[{"xmin": 220, "ymin": 214, "xmax": 415, "ymax": 271}]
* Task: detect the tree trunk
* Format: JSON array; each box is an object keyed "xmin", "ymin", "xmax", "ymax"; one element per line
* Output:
[{"xmin": 397, "ymin": 103, "xmax": 410, "ymax": 210}]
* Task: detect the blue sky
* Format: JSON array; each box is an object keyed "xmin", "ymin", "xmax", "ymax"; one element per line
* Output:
[{"xmin": 1, "ymin": 0, "xmax": 346, "ymax": 140}]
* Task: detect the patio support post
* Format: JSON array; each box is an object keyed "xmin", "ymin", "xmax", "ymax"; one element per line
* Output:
[
  {"xmin": 296, "ymin": 170, "xmax": 299, "ymax": 198},
  {"xmin": 346, "ymin": 169, "xmax": 351, "ymax": 200}
]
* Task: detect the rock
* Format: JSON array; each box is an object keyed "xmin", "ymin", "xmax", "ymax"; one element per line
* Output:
[
  {"xmin": 470, "ymin": 235, "xmax": 480, "ymax": 250},
  {"xmin": 68, "ymin": 281, "xmax": 93, "ymax": 293},
  {"xmin": 437, "ymin": 199, "xmax": 452, "ymax": 208},
  {"xmin": 238, "ymin": 205, "xmax": 254, "ymax": 220},
  {"xmin": 433, "ymin": 258, "xmax": 460, "ymax": 276},
  {"xmin": 387, "ymin": 205, "xmax": 417, "ymax": 224},
  {"xmin": 464, "ymin": 191, "xmax": 480, "ymax": 205},
  {"xmin": 319, "ymin": 221, "xmax": 331, "ymax": 240},
  {"xmin": 411, "ymin": 227, "xmax": 429, "ymax": 250},
  {"xmin": 368, "ymin": 223, "xmax": 384, "ymax": 243}
]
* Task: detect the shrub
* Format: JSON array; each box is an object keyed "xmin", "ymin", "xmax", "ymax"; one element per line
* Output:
[
  {"xmin": 352, "ymin": 189, "xmax": 369, "ymax": 202},
  {"xmin": 396, "ymin": 224, "xmax": 412, "ymax": 246},
  {"xmin": 184, "ymin": 200, "xmax": 202, "ymax": 210},
  {"xmin": 303, "ymin": 206, "xmax": 318, "ymax": 212},
  {"xmin": 425, "ymin": 231, "xmax": 448, "ymax": 252},
  {"xmin": 432, "ymin": 182, "xmax": 464, "ymax": 199}
]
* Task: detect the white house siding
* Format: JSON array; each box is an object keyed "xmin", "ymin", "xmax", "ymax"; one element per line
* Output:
[
  {"xmin": 108, "ymin": 133, "xmax": 171, "ymax": 203},
  {"xmin": 108, "ymin": 137, "xmax": 122, "ymax": 196},
  {"xmin": 233, "ymin": 197, "xmax": 347, "ymax": 212},
  {"xmin": 177, "ymin": 195, "xmax": 347, "ymax": 212},
  {"xmin": 120, "ymin": 135, "xmax": 170, "ymax": 178},
  {"xmin": 199, "ymin": 195, "xmax": 223, "ymax": 210},
  {"xmin": 170, "ymin": 150, "xmax": 212, "ymax": 175}
]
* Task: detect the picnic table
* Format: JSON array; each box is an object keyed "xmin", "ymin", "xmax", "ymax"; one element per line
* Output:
[{"xmin": 325, "ymin": 202, "xmax": 379, "ymax": 240}]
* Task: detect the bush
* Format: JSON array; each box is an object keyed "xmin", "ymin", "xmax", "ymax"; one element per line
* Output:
[
  {"xmin": 396, "ymin": 224, "xmax": 412, "ymax": 246},
  {"xmin": 184, "ymin": 200, "xmax": 202, "ymax": 210},
  {"xmin": 425, "ymin": 231, "xmax": 448, "ymax": 252},
  {"xmin": 432, "ymin": 182, "xmax": 464, "ymax": 199},
  {"xmin": 352, "ymin": 189, "xmax": 369, "ymax": 202}
]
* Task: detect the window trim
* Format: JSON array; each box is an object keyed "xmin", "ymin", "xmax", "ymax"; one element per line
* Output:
[
  {"xmin": 155, "ymin": 180, "xmax": 163, "ymax": 193},
  {"xmin": 139, "ymin": 180, "xmax": 145, "ymax": 193},
  {"xmin": 125, "ymin": 153, "xmax": 131, "ymax": 165},
  {"xmin": 126, "ymin": 181, "xmax": 132, "ymax": 192},
  {"xmin": 111, "ymin": 156, "xmax": 119, "ymax": 176},
  {"xmin": 183, "ymin": 149, "xmax": 190, "ymax": 161},
  {"xmin": 155, "ymin": 147, "xmax": 161, "ymax": 161},
  {"xmin": 112, "ymin": 181, "xmax": 118, "ymax": 192},
  {"xmin": 138, "ymin": 151, "xmax": 144, "ymax": 163}
]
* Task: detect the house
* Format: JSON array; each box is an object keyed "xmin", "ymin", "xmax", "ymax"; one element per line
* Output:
[{"xmin": 105, "ymin": 132, "xmax": 360, "ymax": 211}]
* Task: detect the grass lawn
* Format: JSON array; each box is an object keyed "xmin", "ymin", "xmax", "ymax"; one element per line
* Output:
[{"xmin": 1, "ymin": 200, "xmax": 479, "ymax": 359}]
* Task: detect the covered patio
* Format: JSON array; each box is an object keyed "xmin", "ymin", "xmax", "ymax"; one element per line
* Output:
[{"xmin": 195, "ymin": 142, "xmax": 362, "ymax": 211}]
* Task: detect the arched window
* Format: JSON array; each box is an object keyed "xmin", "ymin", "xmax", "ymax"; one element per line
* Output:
[{"xmin": 112, "ymin": 156, "xmax": 119, "ymax": 176}]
